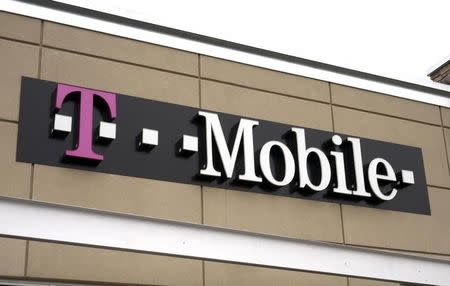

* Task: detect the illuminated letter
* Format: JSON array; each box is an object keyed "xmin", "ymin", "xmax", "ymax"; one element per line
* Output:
[
  {"xmin": 291, "ymin": 128, "xmax": 331, "ymax": 191},
  {"xmin": 368, "ymin": 158, "xmax": 398, "ymax": 201},
  {"xmin": 347, "ymin": 137, "xmax": 372, "ymax": 197},
  {"xmin": 198, "ymin": 111, "xmax": 262, "ymax": 182},
  {"xmin": 260, "ymin": 141, "xmax": 295, "ymax": 186}
]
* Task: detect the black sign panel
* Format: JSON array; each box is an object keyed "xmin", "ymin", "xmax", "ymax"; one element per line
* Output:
[{"xmin": 17, "ymin": 77, "xmax": 431, "ymax": 214}]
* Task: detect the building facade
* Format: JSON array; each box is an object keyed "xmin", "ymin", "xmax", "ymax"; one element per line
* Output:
[{"xmin": 0, "ymin": 4, "xmax": 450, "ymax": 286}]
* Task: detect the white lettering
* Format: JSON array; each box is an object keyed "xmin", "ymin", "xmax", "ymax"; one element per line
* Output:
[
  {"xmin": 260, "ymin": 141, "xmax": 295, "ymax": 186},
  {"xmin": 330, "ymin": 135, "xmax": 352, "ymax": 195},
  {"xmin": 368, "ymin": 158, "xmax": 398, "ymax": 201},
  {"xmin": 291, "ymin": 128, "xmax": 331, "ymax": 191},
  {"xmin": 198, "ymin": 111, "xmax": 262, "ymax": 182},
  {"xmin": 347, "ymin": 137, "xmax": 372, "ymax": 197}
]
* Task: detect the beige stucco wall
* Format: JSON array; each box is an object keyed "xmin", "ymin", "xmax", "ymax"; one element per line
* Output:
[{"xmin": 0, "ymin": 11, "xmax": 449, "ymax": 286}]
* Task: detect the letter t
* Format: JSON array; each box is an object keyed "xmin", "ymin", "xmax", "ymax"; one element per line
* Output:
[{"xmin": 55, "ymin": 83, "xmax": 117, "ymax": 161}]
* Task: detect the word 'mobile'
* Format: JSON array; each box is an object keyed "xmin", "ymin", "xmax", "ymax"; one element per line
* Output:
[
  {"xmin": 17, "ymin": 77, "xmax": 430, "ymax": 214},
  {"xmin": 198, "ymin": 111, "xmax": 417, "ymax": 202}
]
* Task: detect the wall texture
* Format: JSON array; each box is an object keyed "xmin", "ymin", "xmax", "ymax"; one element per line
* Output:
[{"xmin": 0, "ymin": 11, "xmax": 449, "ymax": 286}]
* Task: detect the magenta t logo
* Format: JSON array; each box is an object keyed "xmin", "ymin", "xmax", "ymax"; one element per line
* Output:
[{"xmin": 55, "ymin": 83, "xmax": 117, "ymax": 161}]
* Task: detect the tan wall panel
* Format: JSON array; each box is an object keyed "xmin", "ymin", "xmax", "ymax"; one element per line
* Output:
[
  {"xmin": 342, "ymin": 187, "xmax": 450, "ymax": 254},
  {"xmin": 0, "ymin": 39, "xmax": 39, "ymax": 121},
  {"xmin": 41, "ymin": 48, "xmax": 199, "ymax": 107},
  {"xmin": 333, "ymin": 106, "xmax": 450, "ymax": 188},
  {"xmin": 331, "ymin": 84, "xmax": 441, "ymax": 125},
  {"xmin": 0, "ymin": 12, "xmax": 41, "ymax": 43},
  {"xmin": 0, "ymin": 122, "xmax": 31, "ymax": 199},
  {"xmin": 43, "ymin": 22, "xmax": 198, "ymax": 76},
  {"xmin": 201, "ymin": 56, "xmax": 330, "ymax": 102},
  {"xmin": 201, "ymin": 80, "xmax": 332, "ymax": 131},
  {"xmin": 0, "ymin": 237, "xmax": 26, "ymax": 277},
  {"xmin": 33, "ymin": 165, "xmax": 202, "ymax": 223},
  {"xmin": 203, "ymin": 187, "xmax": 343, "ymax": 242},
  {"xmin": 349, "ymin": 278, "xmax": 399, "ymax": 286},
  {"xmin": 27, "ymin": 241, "xmax": 202, "ymax": 286},
  {"xmin": 204, "ymin": 261, "xmax": 347, "ymax": 286},
  {"xmin": 444, "ymin": 128, "xmax": 450, "ymax": 173},
  {"xmin": 443, "ymin": 108, "xmax": 450, "ymax": 128}
]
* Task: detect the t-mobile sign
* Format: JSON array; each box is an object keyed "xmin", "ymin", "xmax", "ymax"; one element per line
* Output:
[{"xmin": 17, "ymin": 77, "xmax": 431, "ymax": 214}]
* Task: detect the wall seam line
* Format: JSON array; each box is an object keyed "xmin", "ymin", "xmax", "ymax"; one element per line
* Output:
[
  {"xmin": 332, "ymin": 104, "xmax": 442, "ymax": 127},
  {"xmin": 330, "ymin": 83, "xmax": 349, "ymax": 286},
  {"xmin": 0, "ymin": 118, "xmax": 19, "ymax": 124},
  {"xmin": 0, "ymin": 35, "xmax": 40, "ymax": 46},
  {"xmin": 439, "ymin": 107, "xmax": 450, "ymax": 181},
  {"xmin": 201, "ymin": 77, "xmax": 330, "ymax": 105},
  {"xmin": 345, "ymin": 242, "xmax": 450, "ymax": 258},
  {"xmin": 198, "ymin": 54, "xmax": 206, "ymax": 286},
  {"xmin": 24, "ymin": 18, "xmax": 44, "ymax": 279},
  {"xmin": 427, "ymin": 184, "xmax": 450, "ymax": 190},
  {"xmin": 42, "ymin": 45, "xmax": 198, "ymax": 79},
  {"xmin": 37, "ymin": 21, "xmax": 43, "ymax": 79}
]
